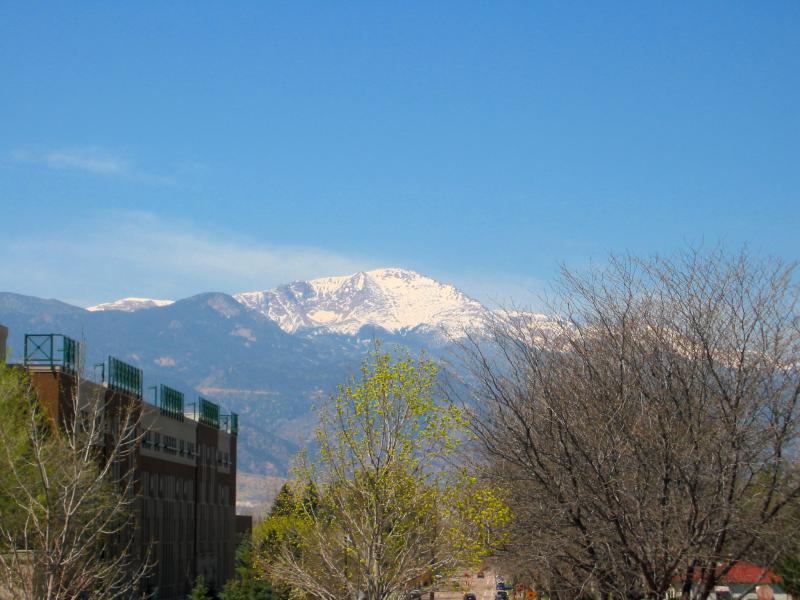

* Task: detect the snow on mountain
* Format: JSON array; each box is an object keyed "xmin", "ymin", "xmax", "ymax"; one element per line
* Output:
[
  {"xmin": 82, "ymin": 269, "xmax": 553, "ymax": 339},
  {"xmin": 235, "ymin": 268, "xmax": 488, "ymax": 336},
  {"xmin": 86, "ymin": 297, "xmax": 175, "ymax": 312}
]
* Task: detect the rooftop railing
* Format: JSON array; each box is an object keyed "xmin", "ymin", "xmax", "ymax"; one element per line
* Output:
[
  {"xmin": 24, "ymin": 334, "xmax": 80, "ymax": 373},
  {"xmin": 108, "ymin": 356, "xmax": 143, "ymax": 399},
  {"xmin": 198, "ymin": 397, "xmax": 220, "ymax": 429},
  {"xmin": 221, "ymin": 413, "xmax": 239, "ymax": 435},
  {"xmin": 23, "ymin": 332, "xmax": 240, "ymax": 434},
  {"xmin": 159, "ymin": 384, "xmax": 185, "ymax": 421}
]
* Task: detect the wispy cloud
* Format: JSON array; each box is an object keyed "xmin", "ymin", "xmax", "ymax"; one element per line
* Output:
[
  {"xmin": 42, "ymin": 149, "xmax": 128, "ymax": 175},
  {"xmin": 1, "ymin": 210, "xmax": 541, "ymax": 310},
  {"xmin": 9, "ymin": 147, "xmax": 177, "ymax": 185},
  {"xmin": 2, "ymin": 212, "xmax": 379, "ymax": 306}
]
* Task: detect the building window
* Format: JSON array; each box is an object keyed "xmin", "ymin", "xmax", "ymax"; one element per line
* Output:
[{"xmin": 164, "ymin": 435, "xmax": 177, "ymax": 454}]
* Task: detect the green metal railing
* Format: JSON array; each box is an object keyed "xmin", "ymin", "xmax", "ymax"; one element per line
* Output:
[
  {"xmin": 24, "ymin": 334, "xmax": 80, "ymax": 373},
  {"xmin": 221, "ymin": 412, "xmax": 239, "ymax": 435},
  {"xmin": 108, "ymin": 356, "xmax": 142, "ymax": 399},
  {"xmin": 22, "ymin": 333, "xmax": 240, "ymax": 431},
  {"xmin": 198, "ymin": 397, "xmax": 220, "ymax": 428},
  {"xmin": 159, "ymin": 384, "xmax": 184, "ymax": 421}
]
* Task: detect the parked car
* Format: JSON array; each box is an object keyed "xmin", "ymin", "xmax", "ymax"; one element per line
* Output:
[
  {"xmin": 713, "ymin": 587, "xmax": 733, "ymax": 600},
  {"xmin": 409, "ymin": 590, "xmax": 422, "ymax": 600},
  {"xmin": 495, "ymin": 592, "xmax": 509, "ymax": 600},
  {"xmin": 464, "ymin": 594, "xmax": 477, "ymax": 600},
  {"xmin": 477, "ymin": 571, "xmax": 485, "ymax": 579}
]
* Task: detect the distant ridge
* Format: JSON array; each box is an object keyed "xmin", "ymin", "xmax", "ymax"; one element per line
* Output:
[
  {"xmin": 87, "ymin": 297, "xmax": 175, "ymax": 312},
  {"xmin": 86, "ymin": 268, "xmax": 490, "ymax": 336}
]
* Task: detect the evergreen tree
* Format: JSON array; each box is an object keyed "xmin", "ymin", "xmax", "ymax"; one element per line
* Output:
[
  {"xmin": 300, "ymin": 480, "xmax": 320, "ymax": 516},
  {"xmin": 775, "ymin": 554, "xmax": 800, "ymax": 598},
  {"xmin": 269, "ymin": 483, "xmax": 295, "ymax": 518},
  {"xmin": 189, "ymin": 575, "xmax": 213, "ymax": 600},
  {"xmin": 220, "ymin": 540, "xmax": 287, "ymax": 600}
]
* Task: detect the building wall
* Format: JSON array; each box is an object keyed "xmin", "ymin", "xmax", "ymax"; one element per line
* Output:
[
  {"xmin": 26, "ymin": 368, "xmax": 240, "ymax": 600},
  {"xmin": 138, "ymin": 404, "xmax": 201, "ymax": 598},
  {"xmin": 29, "ymin": 368, "xmax": 76, "ymax": 428},
  {"xmin": 0, "ymin": 324, "xmax": 7, "ymax": 363},
  {"xmin": 195, "ymin": 423, "xmax": 237, "ymax": 593}
]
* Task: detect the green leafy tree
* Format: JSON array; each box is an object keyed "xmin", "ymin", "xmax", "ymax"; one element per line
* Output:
[
  {"xmin": 270, "ymin": 483, "xmax": 296, "ymax": 518},
  {"xmin": 0, "ymin": 360, "xmax": 149, "ymax": 599},
  {"xmin": 249, "ymin": 482, "xmax": 309, "ymax": 599},
  {"xmin": 0, "ymin": 364, "xmax": 40, "ymax": 535},
  {"xmin": 220, "ymin": 539, "xmax": 286, "ymax": 600},
  {"xmin": 190, "ymin": 575, "xmax": 213, "ymax": 600},
  {"xmin": 264, "ymin": 346, "xmax": 509, "ymax": 600}
]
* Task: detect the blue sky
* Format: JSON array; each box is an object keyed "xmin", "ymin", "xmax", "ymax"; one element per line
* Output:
[{"xmin": 1, "ymin": 2, "xmax": 798, "ymax": 308}]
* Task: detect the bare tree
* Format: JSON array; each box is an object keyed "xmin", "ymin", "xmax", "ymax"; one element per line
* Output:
[
  {"xmin": 460, "ymin": 248, "xmax": 800, "ymax": 600},
  {"xmin": 0, "ymin": 354, "xmax": 151, "ymax": 599}
]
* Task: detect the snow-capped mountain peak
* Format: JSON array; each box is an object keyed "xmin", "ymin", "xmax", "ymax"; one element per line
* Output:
[
  {"xmin": 86, "ymin": 297, "xmax": 175, "ymax": 313},
  {"xmin": 235, "ymin": 268, "xmax": 487, "ymax": 336}
]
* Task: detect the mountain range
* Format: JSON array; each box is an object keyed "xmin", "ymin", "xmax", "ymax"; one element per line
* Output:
[
  {"xmin": 0, "ymin": 269, "xmax": 496, "ymax": 482},
  {"xmin": 235, "ymin": 268, "xmax": 486, "ymax": 337},
  {"xmin": 85, "ymin": 268, "xmax": 487, "ymax": 338}
]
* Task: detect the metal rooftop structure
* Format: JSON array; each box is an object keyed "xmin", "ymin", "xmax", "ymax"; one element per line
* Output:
[{"xmin": 24, "ymin": 333, "xmax": 80, "ymax": 373}]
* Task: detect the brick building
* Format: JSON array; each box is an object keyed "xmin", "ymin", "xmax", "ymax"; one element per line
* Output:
[{"xmin": 8, "ymin": 329, "xmax": 249, "ymax": 599}]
